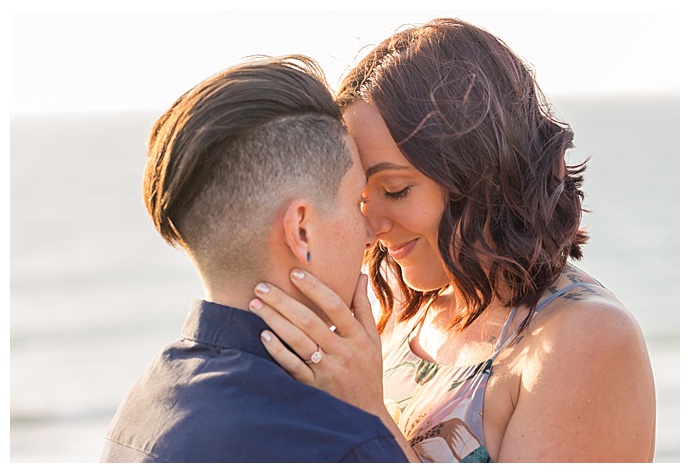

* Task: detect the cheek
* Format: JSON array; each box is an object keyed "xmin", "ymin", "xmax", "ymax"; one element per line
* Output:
[
  {"xmin": 341, "ymin": 213, "xmax": 368, "ymax": 263},
  {"xmin": 399, "ymin": 203, "xmax": 442, "ymax": 241},
  {"xmin": 421, "ymin": 192, "xmax": 446, "ymax": 245},
  {"xmin": 321, "ymin": 213, "xmax": 367, "ymax": 302}
]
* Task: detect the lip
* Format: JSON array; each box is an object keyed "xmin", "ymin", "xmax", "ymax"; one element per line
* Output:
[{"xmin": 386, "ymin": 239, "xmax": 418, "ymax": 260}]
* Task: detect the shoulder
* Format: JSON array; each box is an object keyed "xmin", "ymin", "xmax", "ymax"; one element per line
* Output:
[
  {"xmin": 534, "ymin": 299, "xmax": 650, "ymax": 404},
  {"xmin": 497, "ymin": 267, "xmax": 656, "ymax": 461},
  {"xmin": 529, "ymin": 267, "xmax": 647, "ymax": 359},
  {"xmin": 516, "ymin": 265, "xmax": 655, "ymax": 406},
  {"xmin": 518, "ymin": 275, "xmax": 650, "ymax": 390},
  {"xmin": 113, "ymin": 347, "xmax": 402, "ymax": 462}
]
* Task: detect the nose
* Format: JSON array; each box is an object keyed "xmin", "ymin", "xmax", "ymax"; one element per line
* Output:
[
  {"xmin": 361, "ymin": 199, "xmax": 392, "ymax": 240},
  {"xmin": 363, "ymin": 218, "xmax": 376, "ymax": 250}
]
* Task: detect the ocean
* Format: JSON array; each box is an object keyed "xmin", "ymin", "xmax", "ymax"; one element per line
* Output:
[{"xmin": 9, "ymin": 92, "xmax": 680, "ymax": 462}]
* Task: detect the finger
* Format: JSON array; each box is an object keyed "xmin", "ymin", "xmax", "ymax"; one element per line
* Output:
[
  {"xmin": 259, "ymin": 330, "xmax": 315, "ymax": 385},
  {"xmin": 252, "ymin": 282, "xmax": 336, "ymax": 349},
  {"xmin": 249, "ymin": 296, "xmax": 321, "ymax": 362},
  {"xmin": 288, "ymin": 269, "xmax": 360, "ymax": 338},
  {"xmin": 351, "ymin": 273, "xmax": 379, "ymax": 339}
]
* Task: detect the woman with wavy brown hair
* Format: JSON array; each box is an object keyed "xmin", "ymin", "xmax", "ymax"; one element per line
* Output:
[{"xmin": 250, "ymin": 18, "xmax": 656, "ymax": 462}]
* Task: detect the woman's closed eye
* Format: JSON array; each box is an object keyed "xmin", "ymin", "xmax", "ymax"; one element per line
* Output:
[{"xmin": 384, "ymin": 186, "xmax": 412, "ymax": 200}]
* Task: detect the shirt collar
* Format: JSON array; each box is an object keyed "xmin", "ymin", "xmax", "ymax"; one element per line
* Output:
[{"xmin": 182, "ymin": 299, "xmax": 274, "ymax": 360}]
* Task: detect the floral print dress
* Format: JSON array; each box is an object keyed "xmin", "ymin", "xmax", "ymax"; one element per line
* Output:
[{"xmin": 382, "ymin": 282, "xmax": 599, "ymax": 462}]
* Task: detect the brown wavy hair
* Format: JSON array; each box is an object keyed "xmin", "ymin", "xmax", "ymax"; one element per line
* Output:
[{"xmin": 337, "ymin": 18, "xmax": 589, "ymax": 332}]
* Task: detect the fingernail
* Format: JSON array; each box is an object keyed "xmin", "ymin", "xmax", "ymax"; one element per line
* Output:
[
  {"xmin": 260, "ymin": 331, "xmax": 272, "ymax": 342},
  {"xmin": 291, "ymin": 269, "xmax": 305, "ymax": 280},
  {"xmin": 255, "ymin": 283, "xmax": 270, "ymax": 294},
  {"xmin": 249, "ymin": 298, "xmax": 264, "ymax": 311}
]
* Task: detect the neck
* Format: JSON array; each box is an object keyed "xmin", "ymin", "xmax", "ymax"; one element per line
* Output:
[
  {"xmin": 204, "ymin": 285, "xmax": 256, "ymax": 313},
  {"xmin": 432, "ymin": 285, "xmax": 504, "ymax": 329},
  {"xmin": 201, "ymin": 266, "xmax": 296, "ymax": 314},
  {"xmin": 434, "ymin": 285, "xmax": 466, "ymax": 320}
]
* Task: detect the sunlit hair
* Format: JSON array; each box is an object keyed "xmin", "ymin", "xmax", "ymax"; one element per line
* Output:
[
  {"xmin": 144, "ymin": 55, "xmax": 351, "ymax": 275},
  {"xmin": 337, "ymin": 18, "xmax": 589, "ymax": 332}
]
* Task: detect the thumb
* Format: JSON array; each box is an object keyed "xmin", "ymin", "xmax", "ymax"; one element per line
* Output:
[{"xmin": 352, "ymin": 273, "xmax": 377, "ymax": 336}]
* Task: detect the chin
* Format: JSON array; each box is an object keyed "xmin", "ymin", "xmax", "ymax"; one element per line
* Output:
[{"xmin": 401, "ymin": 268, "xmax": 449, "ymax": 293}]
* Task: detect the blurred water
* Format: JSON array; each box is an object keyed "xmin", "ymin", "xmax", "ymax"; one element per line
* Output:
[{"xmin": 9, "ymin": 92, "xmax": 680, "ymax": 462}]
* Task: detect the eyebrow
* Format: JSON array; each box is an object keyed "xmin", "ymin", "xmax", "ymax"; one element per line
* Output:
[{"xmin": 365, "ymin": 162, "xmax": 411, "ymax": 180}]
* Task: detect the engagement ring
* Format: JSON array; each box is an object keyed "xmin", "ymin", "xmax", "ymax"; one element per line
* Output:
[{"xmin": 305, "ymin": 347, "xmax": 323, "ymax": 364}]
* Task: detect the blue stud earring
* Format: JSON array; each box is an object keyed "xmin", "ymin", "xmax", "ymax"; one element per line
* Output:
[{"xmin": 306, "ymin": 251, "xmax": 311, "ymax": 263}]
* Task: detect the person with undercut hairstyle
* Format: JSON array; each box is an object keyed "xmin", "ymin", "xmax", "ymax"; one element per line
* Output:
[{"xmin": 100, "ymin": 55, "xmax": 410, "ymax": 463}]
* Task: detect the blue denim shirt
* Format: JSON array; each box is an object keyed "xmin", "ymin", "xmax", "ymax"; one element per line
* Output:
[{"xmin": 100, "ymin": 299, "xmax": 407, "ymax": 463}]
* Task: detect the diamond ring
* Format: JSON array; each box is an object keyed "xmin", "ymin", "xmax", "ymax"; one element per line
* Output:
[{"xmin": 305, "ymin": 347, "xmax": 323, "ymax": 364}]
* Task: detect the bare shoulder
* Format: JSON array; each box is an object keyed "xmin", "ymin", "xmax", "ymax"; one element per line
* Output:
[
  {"xmin": 522, "ymin": 293, "xmax": 650, "ymax": 394},
  {"xmin": 533, "ymin": 265, "xmax": 646, "ymax": 351},
  {"xmin": 499, "ymin": 265, "xmax": 656, "ymax": 461}
]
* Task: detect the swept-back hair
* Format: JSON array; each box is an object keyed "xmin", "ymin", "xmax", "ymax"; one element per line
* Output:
[
  {"xmin": 337, "ymin": 18, "xmax": 588, "ymax": 332},
  {"xmin": 143, "ymin": 55, "xmax": 352, "ymax": 272}
]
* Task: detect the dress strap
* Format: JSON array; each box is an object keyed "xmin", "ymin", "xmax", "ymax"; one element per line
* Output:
[
  {"xmin": 495, "ymin": 307, "xmax": 519, "ymax": 348},
  {"xmin": 406, "ymin": 296, "xmax": 438, "ymax": 338},
  {"xmin": 534, "ymin": 281, "xmax": 600, "ymax": 312},
  {"xmin": 392, "ymin": 296, "xmax": 438, "ymax": 355}
]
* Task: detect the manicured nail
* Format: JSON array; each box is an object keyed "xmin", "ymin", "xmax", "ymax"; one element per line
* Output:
[
  {"xmin": 255, "ymin": 283, "xmax": 270, "ymax": 294},
  {"xmin": 260, "ymin": 331, "xmax": 272, "ymax": 343},
  {"xmin": 291, "ymin": 269, "xmax": 305, "ymax": 280},
  {"xmin": 249, "ymin": 298, "xmax": 264, "ymax": 311}
]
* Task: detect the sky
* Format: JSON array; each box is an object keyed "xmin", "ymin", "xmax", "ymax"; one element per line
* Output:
[{"xmin": 8, "ymin": 1, "xmax": 683, "ymax": 115}]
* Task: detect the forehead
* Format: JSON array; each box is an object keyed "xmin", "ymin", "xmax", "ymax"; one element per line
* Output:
[
  {"xmin": 343, "ymin": 101, "xmax": 409, "ymax": 170},
  {"xmin": 342, "ymin": 135, "xmax": 365, "ymax": 188}
]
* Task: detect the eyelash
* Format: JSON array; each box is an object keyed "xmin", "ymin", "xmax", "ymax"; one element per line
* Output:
[
  {"xmin": 385, "ymin": 186, "xmax": 412, "ymax": 200},
  {"xmin": 360, "ymin": 186, "xmax": 412, "ymax": 206}
]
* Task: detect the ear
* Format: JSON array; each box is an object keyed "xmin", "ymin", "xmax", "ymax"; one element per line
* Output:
[{"xmin": 282, "ymin": 198, "xmax": 313, "ymax": 265}]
